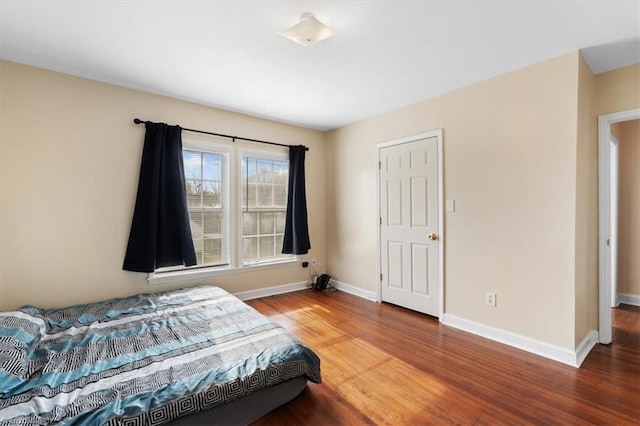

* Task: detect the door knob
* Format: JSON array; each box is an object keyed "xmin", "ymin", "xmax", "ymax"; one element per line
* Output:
[{"xmin": 428, "ymin": 233, "xmax": 438, "ymax": 241}]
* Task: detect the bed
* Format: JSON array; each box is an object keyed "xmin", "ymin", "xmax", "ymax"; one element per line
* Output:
[{"xmin": 0, "ymin": 286, "xmax": 321, "ymax": 425}]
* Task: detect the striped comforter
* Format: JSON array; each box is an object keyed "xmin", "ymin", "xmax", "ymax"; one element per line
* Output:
[{"xmin": 0, "ymin": 286, "xmax": 321, "ymax": 425}]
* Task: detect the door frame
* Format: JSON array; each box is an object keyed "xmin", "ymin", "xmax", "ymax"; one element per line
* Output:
[
  {"xmin": 609, "ymin": 135, "xmax": 619, "ymax": 308},
  {"xmin": 598, "ymin": 108, "xmax": 640, "ymax": 344},
  {"xmin": 375, "ymin": 129, "xmax": 444, "ymax": 320}
]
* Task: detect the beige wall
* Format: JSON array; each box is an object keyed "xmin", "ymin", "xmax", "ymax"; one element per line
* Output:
[
  {"xmin": 574, "ymin": 55, "xmax": 598, "ymax": 346},
  {"xmin": 327, "ymin": 52, "xmax": 581, "ymax": 349},
  {"xmin": 0, "ymin": 60, "xmax": 326, "ymax": 310},
  {"xmin": 617, "ymin": 119, "xmax": 640, "ymax": 297},
  {"xmin": 596, "ymin": 64, "xmax": 640, "ymax": 115}
]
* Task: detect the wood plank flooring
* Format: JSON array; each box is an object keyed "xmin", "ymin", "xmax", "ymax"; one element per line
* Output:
[{"xmin": 248, "ymin": 290, "xmax": 640, "ymax": 425}]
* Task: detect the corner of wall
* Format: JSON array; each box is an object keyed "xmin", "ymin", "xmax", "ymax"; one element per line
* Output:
[
  {"xmin": 574, "ymin": 53, "xmax": 599, "ymax": 347},
  {"xmin": 323, "ymin": 129, "xmax": 338, "ymax": 282}
]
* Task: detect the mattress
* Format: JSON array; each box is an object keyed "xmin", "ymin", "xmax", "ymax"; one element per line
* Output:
[{"xmin": 0, "ymin": 286, "xmax": 321, "ymax": 425}]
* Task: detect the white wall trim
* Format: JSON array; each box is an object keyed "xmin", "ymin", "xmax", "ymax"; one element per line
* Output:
[
  {"xmin": 575, "ymin": 330, "xmax": 599, "ymax": 368},
  {"xmin": 332, "ymin": 280, "xmax": 378, "ymax": 301},
  {"xmin": 436, "ymin": 129, "xmax": 445, "ymax": 321},
  {"xmin": 233, "ymin": 281, "xmax": 308, "ymax": 301},
  {"xmin": 609, "ymin": 136, "xmax": 619, "ymax": 308},
  {"xmin": 233, "ymin": 279, "xmax": 380, "ymax": 302},
  {"xmin": 618, "ymin": 293, "xmax": 640, "ymax": 307},
  {"xmin": 442, "ymin": 314, "xmax": 597, "ymax": 368}
]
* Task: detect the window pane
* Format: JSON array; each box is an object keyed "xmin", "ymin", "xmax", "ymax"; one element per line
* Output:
[
  {"xmin": 242, "ymin": 212, "xmax": 258, "ymax": 236},
  {"xmin": 186, "ymin": 180, "xmax": 201, "ymax": 207},
  {"xmin": 257, "ymin": 184, "xmax": 273, "ymax": 207},
  {"xmin": 274, "ymin": 161, "xmax": 288, "ymax": 185},
  {"xmin": 183, "ymin": 151, "xmax": 202, "ymax": 180},
  {"xmin": 274, "ymin": 184, "xmax": 287, "ymax": 207},
  {"xmin": 275, "ymin": 235, "xmax": 284, "ymax": 254},
  {"xmin": 202, "ymin": 181, "xmax": 221, "ymax": 207},
  {"xmin": 244, "ymin": 157, "xmax": 257, "ymax": 183},
  {"xmin": 243, "ymin": 236, "xmax": 258, "ymax": 261},
  {"xmin": 275, "ymin": 211, "xmax": 286, "ymax": 233},
  {"xmin": 204, "ymin": 238, "xmax": 222, "ymax": 264},
  {"xmin": 259, "ymin": 236, "xmax": 275, "ymax": 259},
  {"xmin": 189, "ymin": 211, "xmax": 203, "ymax": 244},
  {"xmin": 202, "ymin": 153, "xmax": 221, "ymax": 181},
  {"xmin": 194, "ymin": 250, "xmax": 204, "ymax": 265},
  {"xmin": 259, "ymin": 212, "xmax": 275, "ymax": 234},
  {"xmin": 245, "ymin": 183, "xmax": 257, "ymax": 208},
  {"xmin": 257, "ymin": 160, "xmax": 273, "ymax": 183},
  {"xmin": 204, "ymin": 212, "xmax": 222, "ymax": 237}
]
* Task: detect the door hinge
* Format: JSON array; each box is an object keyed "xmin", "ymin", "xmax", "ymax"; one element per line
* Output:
[
  {"xmin": 378, "ymin": 161, "xmax": 381, "ymax": 169},
  {"xmin": 380, "ymin": 217, "xmax": 382, "ymax": 225},
  {"xmin": 380, "ymin": 272, "xmax": 383, "ymax": 281}
]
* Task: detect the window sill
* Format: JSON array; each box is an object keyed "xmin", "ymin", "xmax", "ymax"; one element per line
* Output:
[{"xmin": 147, "ymin": 258, "xmax": 298, "ymax": 286}]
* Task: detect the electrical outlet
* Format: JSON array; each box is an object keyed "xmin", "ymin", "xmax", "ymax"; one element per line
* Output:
[{"xmin": 486, "ymin": 292, "xmax": 497, "ymax": 307}]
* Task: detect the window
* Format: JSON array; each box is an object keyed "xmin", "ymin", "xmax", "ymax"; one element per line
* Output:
[
  {"xmin": 241, "ymin": 155, "xmax": 289, "ymax": 264},
  {"xmin": 149, "ymin": 140, "xmax": 295, "ymax": 284},
  {"xmin": 183, "ymin": 149, "xmax": 228, "ymax": 268}
]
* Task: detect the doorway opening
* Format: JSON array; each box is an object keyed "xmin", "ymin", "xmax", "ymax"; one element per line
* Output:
[{"xmin": 598, "ymin": 108, "xmax": 640, "ymax": 344}]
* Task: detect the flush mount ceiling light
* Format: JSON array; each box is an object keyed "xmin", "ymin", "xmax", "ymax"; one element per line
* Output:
[{"xmin": 279, "ymin": 12, "xmax": 336, "ymax": 46}]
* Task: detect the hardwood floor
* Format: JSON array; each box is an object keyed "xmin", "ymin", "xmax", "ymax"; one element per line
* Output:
[{"xmin": 248, "ymin": 290, "xmax": 640, "ymax": 425}]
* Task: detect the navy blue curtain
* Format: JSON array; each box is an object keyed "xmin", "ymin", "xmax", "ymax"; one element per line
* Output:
[
  {"xmin": 282, "ymin": 145, "xmax": 311, "ymax": 255},
  {"xmin": 123, "ymin": 122, "xmax": 197, "ymax": 272}
]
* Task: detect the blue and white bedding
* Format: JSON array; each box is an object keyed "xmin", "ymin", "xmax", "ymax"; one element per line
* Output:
[{"xmin": 0, "ymin": 286, "xmax": 321, "ymax": 425}]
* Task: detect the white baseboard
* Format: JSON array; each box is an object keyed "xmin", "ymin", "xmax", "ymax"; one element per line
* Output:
[
  {"xmin": 575, "ymin": 330, "xmax": 599, "ymax": 367},
  {"xmin": 442, "ymin": 314, "xmax": 597, "ymax": 368},
  {"xmin": 233, "ymin": 281, "xmax": 308, "ymax": 301},
  {"xmin": 233, "ymin": 279, "xmax": 378, "ymax": 303},
  {"xmin": 617, "ymin": 293, "xmax": 640, "ymax": 307},
  {"xmin": 331, "ymin": 280, "xmax": 378, "ymax": 301}
]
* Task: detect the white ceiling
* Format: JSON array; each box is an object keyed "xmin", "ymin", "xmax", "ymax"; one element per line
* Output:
[{"xmin": 1, "ymin": 1, "xmax": 639, "ymax": 131}]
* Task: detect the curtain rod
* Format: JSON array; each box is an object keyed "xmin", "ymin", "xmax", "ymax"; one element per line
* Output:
[{"xmin": 133, "ymin": 118, "xmax": 309, "ymax": 151}]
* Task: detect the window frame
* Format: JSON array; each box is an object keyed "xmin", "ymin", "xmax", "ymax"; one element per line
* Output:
[{"xmin": 147, "ymin": 139, "xmax": 297, "ymax": 286}]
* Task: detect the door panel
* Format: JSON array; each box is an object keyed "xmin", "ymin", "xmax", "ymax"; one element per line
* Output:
[
  {"xmin": 387, "ymin": 179, "xmax": 403, "ymax": 226},
  {"xmin": 388, "ymin": 241, "xmax": 403, "ymax": 289},
  {"xmin": 411, "ymin": 176, "xmax": 429, "ymax": 227},
  {"xmin": 380, "ymin": 137, "xmax": 439, "ymax": 316},
  {"xmin": 410, "ymin": 148, "xmax": 428, "ymax": 168},
  {"xmin": 411, "ymin": 243, "xmax": 429, "ymax": 295}
]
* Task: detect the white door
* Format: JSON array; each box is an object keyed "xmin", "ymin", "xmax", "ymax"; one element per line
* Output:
[{"xmin": 379, "ymin": 136, "xmax": 440, "ymax": 316}]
